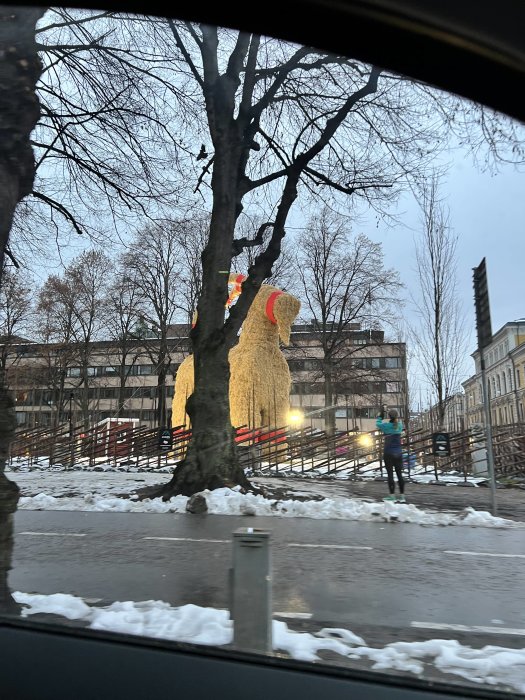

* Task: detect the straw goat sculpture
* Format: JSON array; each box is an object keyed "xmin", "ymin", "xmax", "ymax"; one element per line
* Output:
[{"xmin": 171, "ymin": 284, "xmax": 301, "ymax": 431}]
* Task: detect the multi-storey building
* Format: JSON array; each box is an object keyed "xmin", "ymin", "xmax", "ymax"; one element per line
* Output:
[
  {"xmin": 463, "ymin": 319, "xmax": 525, "ymax": 428},
  {"xmin": 412, "ymin": 320, "xmax": 525, "ymax": 433},
  {"xmin": 4, "ymin": 322, "xmax": 407, "ymax": 433},
  {"xmin": 286, "ymin": 323, "xmax": 407, "ymax": 432}
]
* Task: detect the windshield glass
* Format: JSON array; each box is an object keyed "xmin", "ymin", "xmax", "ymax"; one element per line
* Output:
[{"xmin": 1, "ymin": 6, "xmax": 525, "ymax": 696}]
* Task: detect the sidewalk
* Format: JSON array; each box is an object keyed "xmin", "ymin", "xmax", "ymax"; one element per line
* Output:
[{"xmin": 255, "ymin": 476, "xmax": 525, "ymax": 522}]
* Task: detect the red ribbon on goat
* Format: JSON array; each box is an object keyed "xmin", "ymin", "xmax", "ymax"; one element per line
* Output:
[{"xmin": 265, "ymin": 290, "xmax": 283, "ymax": 324}]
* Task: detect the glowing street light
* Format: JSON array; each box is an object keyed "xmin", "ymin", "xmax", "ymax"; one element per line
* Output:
[
  {"xmin": 358, "ymin": 433, "xmax": 373, "ymax": 449},
  {"xmin": 288, "ymin": 409, "xmax": 304, "ymax": 427}
]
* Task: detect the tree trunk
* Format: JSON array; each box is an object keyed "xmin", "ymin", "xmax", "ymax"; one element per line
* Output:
[
  {"xmin": 149, "ymin": 135, "xmax": 252, "ymax": 498},
  {"xmin": 156, "ymin": 365, "xmax": 167, "ymax": 427},
  {"xmin": 0, "ymin": 6, "xmax": 44, "ymax": 611},
  {"xmin": 153, "ymin": 339, "xmax": 250, "ymax": 498},
  {"xmin": 0, "ymin": 6, "xmax": 45, "ymax": 284},
  {"xmin": 0, "ymin": 389, "xmax": 21, "ymax": 614},
  {"xmin": 118, "ymin": 370, "xmax": 126, "ymax": 417},
  {"xmin": 0, "ymin": 348, "xmax": 8, "ymax": 388},
  {"xmin": 54, "ymin": 373, "xmax": 66, "ymax": 428},
  {"xmin": 80, "ymin": 367, "xmax": 90, "ymax": 430},
  {"xmin": 323, "ymin": 359, "xmax": 336, "ymax": 435},
  {"xmin": 117, "ymin": 351, "xmax": 129, "ymax": 417}
]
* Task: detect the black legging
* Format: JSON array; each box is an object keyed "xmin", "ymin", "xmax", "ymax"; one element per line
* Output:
[{"xmin": 384, "ymin": 453, "xmax": 404, "ymax": 494}]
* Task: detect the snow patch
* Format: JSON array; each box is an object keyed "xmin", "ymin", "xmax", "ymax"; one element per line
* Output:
[
  {"xmin": 12, "ymin": 592, "xmax": 525, "ymax": 693},
  {"xmin": 17, "ymin": 486, "xmax": 521, "ymax": 528}
]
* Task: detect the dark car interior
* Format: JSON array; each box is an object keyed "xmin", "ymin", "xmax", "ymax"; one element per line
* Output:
[{"xmin": 1, "ymin": 0, "xmax": 525, "ymax": 698}]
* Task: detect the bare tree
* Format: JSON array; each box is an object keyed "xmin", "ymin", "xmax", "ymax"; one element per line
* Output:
[
  {"xmin": 0, "ymin": 269, "xmax": 33, "ymax": 387},
  {"xmin": 174, "ymin": 215, "xmax": 210, "ymax": 325},
  {"xmin": 36, "ymin": 250, "xmax": 113, "ymax": 428},
  {"xmin": 36, "ymin": 275, "xmax": 78, "ymax": 426},
  {"xmin": 411, "ymin": 176, "xmax": 468, "ymax": 430},
  {"xmin": 9, "ymin": 9, "xmax": 190, "ymax": 264},
  {"xmin": 123, "ymin": 222, "xmax": 186, "ymax": 427},
  {"xmin": 103, "ymin": 269, "xmax": 145, "ymax": 416},
  {"xmin": 294, "ymin": 207, "xmax": 401, "ymax": 433},
  {"xmin": 67, "ymin": 250, "xmax": 113, "ymax": 428}
]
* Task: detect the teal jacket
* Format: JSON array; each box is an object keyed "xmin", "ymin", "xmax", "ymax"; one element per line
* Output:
[{"xmin": 376, "ymin": 417, "xmax": 404, "ymax": 456}]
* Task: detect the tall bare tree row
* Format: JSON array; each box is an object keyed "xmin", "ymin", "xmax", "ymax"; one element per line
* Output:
[
  {"xmin": 411, "ymin": 176, "xmax": 468, "ymax": 429},
  {"xmin": 292, "ymin": 206, "xmax": 402, "ymax": 433}
]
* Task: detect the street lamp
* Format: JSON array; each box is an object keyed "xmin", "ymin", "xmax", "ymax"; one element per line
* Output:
[{"xmin": 288, "ymin": 408, "xmax": 304, "ymax": 428}]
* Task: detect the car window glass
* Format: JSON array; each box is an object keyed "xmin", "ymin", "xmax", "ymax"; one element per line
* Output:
[{"xmin": 1, "ymin": 6, "xmax": 525, "ymax": 696}]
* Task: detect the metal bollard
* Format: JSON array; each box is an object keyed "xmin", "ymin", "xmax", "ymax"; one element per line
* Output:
[{"xmin": 230, "ymin": 527, "xmax": 272, "ymax": 653}]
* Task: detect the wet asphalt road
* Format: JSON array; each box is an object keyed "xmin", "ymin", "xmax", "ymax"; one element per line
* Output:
[{"xmin": 10, "ymin": 510, "xmax": 525, "ymax": 640}]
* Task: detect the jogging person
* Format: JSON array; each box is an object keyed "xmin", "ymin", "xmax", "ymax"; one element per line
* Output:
[{"xmin": 376, "ymin": 406, "xmax": 405, "ymax": 502}]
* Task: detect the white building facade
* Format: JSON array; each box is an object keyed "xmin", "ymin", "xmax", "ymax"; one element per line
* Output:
[{"xmin": 463, "ymin": 319, "xmax": 525, "ymax": 428}]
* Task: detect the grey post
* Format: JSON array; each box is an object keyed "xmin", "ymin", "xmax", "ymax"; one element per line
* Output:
[{"xmin": 231, "ymin": 528, "xmax": 272, "ymax": 653}]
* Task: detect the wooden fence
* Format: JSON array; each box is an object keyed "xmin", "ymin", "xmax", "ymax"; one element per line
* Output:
[{"xmin": 7, "ymin": 421, "xmax": 525, "ymax": 480}]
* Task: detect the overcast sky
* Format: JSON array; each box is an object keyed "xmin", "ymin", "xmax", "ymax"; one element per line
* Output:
[
  {"xmin": 23, "ymin": 22, "xmax": 525, "ymax": 410},
  {"xmin": 26, "ymin": 141, "xmax": 523, "ymax": 406},
  {"xmin": 371, "ymin": 154, "xmax": 524, "ymax": 357}
]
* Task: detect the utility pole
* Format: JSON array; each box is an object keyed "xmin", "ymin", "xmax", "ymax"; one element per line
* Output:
[{"xmin": 473, "ymin": 258, "xmax": 497, "ymax": 516}]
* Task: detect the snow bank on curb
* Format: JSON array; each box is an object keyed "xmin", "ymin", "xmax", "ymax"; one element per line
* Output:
[
  {"xmin": 18, "ymin": 487, "xmax": 522, "ymax": 528},
  {"xmin": 13, "ymin": 592, "xmax": 525, "ymax": 693}
]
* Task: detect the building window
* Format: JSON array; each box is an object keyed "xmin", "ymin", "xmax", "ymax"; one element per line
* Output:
[
  {"xmin": 517, "ymin": 369, "xmax": 521, "ymax": 388},
  {"xmin": 355, "ymin": 407, "xmax": 374, "ymax": 418},
  {"xmin": 386, "ymin": 382, "xmax": 401, "ymax": 393},
  {"xmin": 138, "ymin": 364, "xmax": 154, "ymax": 375},
  {"xmin": 15, "ymin": 411, "xmax": 27, "ymax": 425},
  {"xmin": 100, "ymin": 388, "xmax": 117, "ymax": 400},
  {"xmin": 384, "ymin": 357, "xmax": 401, "ymax": 369},
  {"xmin": 67, "ymin": 367, "xmax": 81, "ymax": 378}
]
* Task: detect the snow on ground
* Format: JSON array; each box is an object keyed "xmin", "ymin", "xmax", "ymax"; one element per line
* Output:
[
  {"xmin": 8, "ymin": 455, "xmax": 487, "ymax": 486},
  {"xmin": 10, "ymin": 467, "xmax": 518, "ymax": 528},
  {"xmin": 10, "ymin": 472, "xmax": 525, "ymax": 528},
  {"xmin": 12, "ymin": 592, "xmax": 525, "ymax": 693},
  {"xmin": 7, "ymin": 455, "xmax": 176, "ymax": 473},
  {"xmin": 12, "ymin": 470, "xmax": 165, "ymax": 499}
]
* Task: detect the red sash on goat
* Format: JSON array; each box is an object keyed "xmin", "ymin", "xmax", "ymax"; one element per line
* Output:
[{"xmin": 265, "ymin": 291, "xmax": 283, "ymax": 324}]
